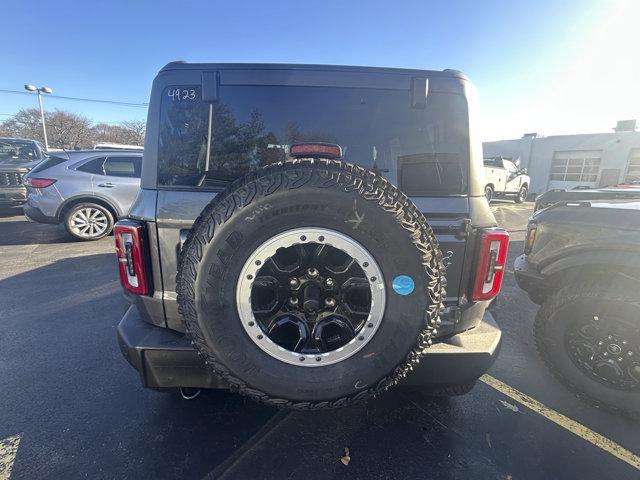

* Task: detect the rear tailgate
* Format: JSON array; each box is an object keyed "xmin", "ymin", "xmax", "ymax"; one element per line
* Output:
[{"xmin": 155, "ymin": 191, "xmax": 469, "ymax": 332}]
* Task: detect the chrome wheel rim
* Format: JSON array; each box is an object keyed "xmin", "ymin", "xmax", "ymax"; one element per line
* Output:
[
  {"xmin": 70, "ymin": 207, "xmax": 109, "ymax": 238},
  {"xmin": 236, "ymin": 228, "xmax": 386, "ymax": 367}
]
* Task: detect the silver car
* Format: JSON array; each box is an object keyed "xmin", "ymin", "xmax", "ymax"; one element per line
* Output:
[{"xmin": 23, "ymin": 150, "xmax": 142, "ymax": 240}]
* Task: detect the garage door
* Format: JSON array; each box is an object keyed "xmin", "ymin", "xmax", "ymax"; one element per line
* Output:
[{"xmin": 548, "ymin": 150, "xmax": 601, "ymax": 190}]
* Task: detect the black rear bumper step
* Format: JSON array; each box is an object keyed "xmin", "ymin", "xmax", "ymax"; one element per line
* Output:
[{"xmin": 117, "ymin": 305, "xmax": 501, "ymax": 390}]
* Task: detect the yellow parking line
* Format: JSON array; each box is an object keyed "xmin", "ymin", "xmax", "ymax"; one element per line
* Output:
[{"xmin": 480, "ymin": 375, "xmax": 640, "ymax": 470}]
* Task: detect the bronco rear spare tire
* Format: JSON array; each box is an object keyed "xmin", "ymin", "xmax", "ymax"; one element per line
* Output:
[{"xmin": 177, "ymin": 159, "xmax": 445, "ymax": 408}]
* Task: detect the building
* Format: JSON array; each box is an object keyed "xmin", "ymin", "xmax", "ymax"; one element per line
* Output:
[{"xmin": 483, "ymin": 120, "xmax": 640, "ymax": 195}]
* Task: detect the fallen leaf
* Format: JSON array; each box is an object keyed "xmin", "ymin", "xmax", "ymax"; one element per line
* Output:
[
  {"xmin": 340, "ymin": 447, "xmax": 351, "ymax": 466},
  {"xmin": 499, "ymin": 400, "xmax": 519, "ymax": 412}
]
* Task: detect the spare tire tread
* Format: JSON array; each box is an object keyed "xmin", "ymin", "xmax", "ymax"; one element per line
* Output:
[{"xmin": 177, "ymin": 159, "xmax": 445, "ymax": 409}]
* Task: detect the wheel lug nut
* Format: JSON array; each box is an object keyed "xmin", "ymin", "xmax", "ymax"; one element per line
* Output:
[
  {"xmin": 325, "ymin": 297, "xmax": 336, "ymax": 307},
  {"xmin": 607, "ymin": 335, "xmax": 613, "ymax": 340},
  {"xmin": 289, "ymin": 297, "xmax": 299, "ymax": 306},
  {"xmin": 603, "ymin": 352, "xmax": 608, "ymax": 356},
  {"xmin": 289, "ymin": 278, "xmax": 300, "ymax": 289},
  {"xmin": 618, "ymin": 357, "xmax": 623, "ymax": 362},
  {"xmin": 597, "ymin": 341, "xmax": 603, "ymax": 346},
  {"xmin": 622, "ymin": 340, "xmax": 628, "ymax": 345},
  {"xmin": 628, "ymin": 351, "xmax": 634, "ymax": 356},
  {"xmin": 307, "ymin": 268, "xmax": 319, "ymax": 278},
  {"xmin": 325, "ymin": 278, "xmax": 335, "ymax": 288}
]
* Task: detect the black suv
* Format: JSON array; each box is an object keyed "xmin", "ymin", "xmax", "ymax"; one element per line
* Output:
[
  {"xmin": 115, "ymin": 63, "xmax": 507, "ymax": 408},
  {"xmin": 0, "ymin": 137, "xmax": 47, "ymax": 206},
  {"xmin": 515, "ymin": 197, "xmax": 640, "ymax": 417}
]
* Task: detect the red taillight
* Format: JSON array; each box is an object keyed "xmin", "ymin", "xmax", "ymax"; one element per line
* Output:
[
  {"xmin": 472, "ymin": 228, "xmax": 509, "ymax": 301},
  {"xmin": 114, "ymin": 220, "xmax": 151, "ymax": 295},
  {"xmin": 25, "ymin": 178, "xmax": 56, "ymax": 188},
  {"xmin": 289, "ymin": 143, "xmax": 342, "ymax": 159}
]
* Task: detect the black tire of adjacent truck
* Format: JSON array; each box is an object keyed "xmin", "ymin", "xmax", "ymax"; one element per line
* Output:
[
  {"xmin": 534, "ymin": 281, "xmax": 640, "ymax": 419},
  {"xmin": 176, "ymin": 159, "xmax": 446, "ymax": 409},
  {"xmin": 485, "ymin": 185, "xmax": 493, "ymax": 203},
  {"xmin": 515, "ymin": 186, "xmax": 528, "ymax": 203}
]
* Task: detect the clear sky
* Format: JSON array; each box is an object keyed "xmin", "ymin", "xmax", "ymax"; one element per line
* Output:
[{"xmin": 2, "ymin": 0, "xmax": 638, "ymax": 140}]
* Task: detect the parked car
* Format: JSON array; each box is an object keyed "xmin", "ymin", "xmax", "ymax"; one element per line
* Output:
[
  {"xmin": 115, "ymin": 62, "xmax": 508, "ymax": 408},
  {"xmin": 23, "ymin": 150, "xmax": 142, "ymax": 240},
  {"xmin": 483, "ymin": 156, "xmax": 530, "ymax": 203},
  {"xmin": 515, "ymin": 199, "xmax": 640, "ymax": 417},
  {"xmin": 0, "ymin": 137, "xmax": 47, "ymax": 207}
]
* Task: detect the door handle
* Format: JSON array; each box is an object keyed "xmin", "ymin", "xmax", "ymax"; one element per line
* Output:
[{"xmin": 97, "ymin": 183, "xmax": 115, "ymax": 188}]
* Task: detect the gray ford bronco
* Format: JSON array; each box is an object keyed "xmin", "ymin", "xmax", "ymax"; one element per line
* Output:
[{"xmin": 115, "ymin": 63, "xmax": 507, "ymax": 408}]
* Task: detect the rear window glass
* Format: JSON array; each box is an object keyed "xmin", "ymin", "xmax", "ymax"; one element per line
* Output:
[
  {"xmin": 77, "ymin": 157, "xmax": 106, "ymax": 174},
  {"xmin": 29, "ymin": 155, "xmax": 67, "ymax": 174},
  {"xmin": 157, "ymin": 83, "xmax": 469, "ymax": 194}
]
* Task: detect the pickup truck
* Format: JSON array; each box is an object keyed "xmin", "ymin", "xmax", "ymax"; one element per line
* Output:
[
  {"xmin": 515, "ymin": 198, "xmax": 640, "ymax": 417},
  {"xmin": 483, "ymin": 156, "xmax": 530, "ymax": 203}
]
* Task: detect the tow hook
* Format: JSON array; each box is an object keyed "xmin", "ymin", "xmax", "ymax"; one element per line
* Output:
[{"xmin": 179, "ymin": 387, "xmax": 201, "ymax": 400}]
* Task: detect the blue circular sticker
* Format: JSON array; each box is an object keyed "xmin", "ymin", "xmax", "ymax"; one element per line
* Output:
[{"xmin": 392, "ymin": 275, "xmax": 415, "ymax": 296}]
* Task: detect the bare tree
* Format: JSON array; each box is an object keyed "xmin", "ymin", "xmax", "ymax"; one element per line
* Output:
[
  {"xmin": 0, "ymin": 108, "xmax": 146, "ymax": 149},
  {"xmin": 120, "ymin": 120, "xmax": 146, "ymax": 145}
]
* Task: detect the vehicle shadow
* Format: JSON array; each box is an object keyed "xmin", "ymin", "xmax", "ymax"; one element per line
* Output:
[
  {"xmin": 0, "ymin": 215, "xmax": 75, "ymax": 245},
  {"xmin": 0, "ymin": 206, "xmax": 24, "ymax": 218}
]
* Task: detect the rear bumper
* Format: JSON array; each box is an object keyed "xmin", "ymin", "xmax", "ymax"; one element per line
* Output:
[
  {"xmin": 23, "ymin": 203, "xmax": 58, "ymax": 224},
  {"xmin": 117, "ymin": 305, "xmax": 501, "ymax": 390},
  {"xmin": 0, "ymin": 186, "xmax": 27, "ymax": 205},
  {"xmin": 400, "ymin": 310, "xmax": 501, "ymax": 388}
]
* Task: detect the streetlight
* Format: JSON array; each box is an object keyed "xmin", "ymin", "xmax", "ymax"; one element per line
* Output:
[{"xmin": 24, "ymin": 84, "xmax": 53, "ymax": 151}]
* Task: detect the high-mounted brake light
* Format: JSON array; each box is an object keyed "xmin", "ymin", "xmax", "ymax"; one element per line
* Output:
[
  {"xmin": 114, "ymin": 220, "xmax": 151, "ymax": 295},
  {"xmin": 289, "ymin": 143, "xmax": 342, "ymax": 159},
  {"xmin": 472, "ymin": 228, "xmax": 509, "ymax": 301},
  {"xmin": 25, "ymin": 178, "xmax": 56, "ymax": 188}
]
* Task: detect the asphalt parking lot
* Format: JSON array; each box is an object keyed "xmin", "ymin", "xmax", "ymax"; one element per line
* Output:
[{"xmin": 0, "ymin": 202, "xmax": 638, "ymax": 480}]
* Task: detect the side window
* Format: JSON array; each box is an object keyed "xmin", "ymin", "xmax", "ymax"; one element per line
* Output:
[
  {"xmin": 76, "ymin": 157, "xmax": 107, "ymax": 175},
  {"xmin": 483, "ymin": 158, "xmax": 498, "ymax": 167},
  {"xmin": 503, "ymin": 160, "xmax": 517, "ymax": 174},
  {"xmin": 104, "ymin": 156, "xmax": 140, "ymax": 178}
]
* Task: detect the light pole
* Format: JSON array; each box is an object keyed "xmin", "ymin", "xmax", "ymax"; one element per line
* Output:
[{"xmin": 24, "ymin": 84, "xmax": 53, "ymax": 151}]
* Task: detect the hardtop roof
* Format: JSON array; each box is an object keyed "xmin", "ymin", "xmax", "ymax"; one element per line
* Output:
[{"xmin": 159, "ymin": 61, "xmax": 469, "ymax": 81}]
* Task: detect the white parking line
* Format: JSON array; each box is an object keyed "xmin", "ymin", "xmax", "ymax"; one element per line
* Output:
[{"xmin": 0, "ymin": 434, "xmax": 21, "ymax": 480}]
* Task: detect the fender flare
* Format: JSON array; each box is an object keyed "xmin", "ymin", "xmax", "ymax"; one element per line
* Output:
[{"xmin": 56, "ymin": 194, "xmax": 122, "ymax": 221}]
